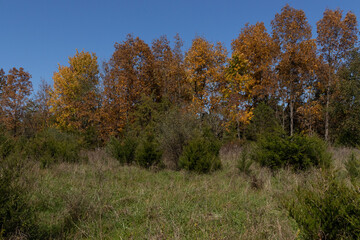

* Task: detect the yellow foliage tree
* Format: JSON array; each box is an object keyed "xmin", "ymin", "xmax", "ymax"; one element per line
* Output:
[
  {"xmin": 49, "ymin": 50, "xmax": 100, "ymax": 133},
  {"xmin": 222, "ymin": 53, "xmax": 254, "ymax": 138}
]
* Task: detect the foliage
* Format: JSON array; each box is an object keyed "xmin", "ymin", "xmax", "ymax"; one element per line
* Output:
[
  {"xmin": 253, "ymin": 133, "xmax": 331, "ymax": 171},
  {"xmin": 26, "ymin": 128, "xmax": 84, "ymax": 167},
  {"xmin": 179, "ymin": 134, "xmax": 222, "ymax": 173},
  {"xmin": 185, "ymin": 36, "xmax": 228, "ymax": 114},
  {"xmin": 135, "ymin": 134, "xmax": 162, "ymax": 169},
  {"xmin": 287, "ymin": 173, "xmax": 360, "ymax": 239},
  {"xmin": 272, "ymin": 4, "xmax": 317, "ymax": 136},
  {"xmin": 345, "ymin": 152, "xmax": 360, "ymax": 182},
  {"xmin": 245, "ymin": 102, "xmax": 281, "ymax": 141},
  {"xmin": 222, "ymin": 53, "xmax": 254, "ymax": 137},
  {"xmin": 333, "ymin": 49, "xmax": 360, "ymax": 147},
  {"xmin": 156, "ymin": 108, "xmax": 199, "ymax": 169},
  {"xmin": 232, "ymin": 22, "xmax": 278, "ymax": 104},
  {"xmin": 106, "ymin": 136, "xmax": 137, "ymax": 165},
  {"xmin": 0, "ymin": 157, "xmax": 43, "ymax": 239},
  {"xmin": 101, "ymin": 34, "xmax": 154, "ymax": 138},
  {"xmin": 49, "ymin": 49, "xmax": 100, "ymax": 133},
  {"xmin": 317, "ymin": 8, "xmax": 358, "ymax": 141},
  {"xmin": 0, "ymin": 67, "xmax": 32, "ymax": 135},
  {"xmin": 0, "ymin": 131, "xmax": 16, "ymax": 160}
]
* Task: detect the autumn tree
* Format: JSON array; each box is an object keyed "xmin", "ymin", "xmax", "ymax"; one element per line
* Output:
[
  {"xmin": 0, "ymin": 67, "xmax": 32, "ymax": 135},
  {"xmin": 101, "ymin": 34, "xmax": 154, "ymax": 138},
  {"xmin": 271, "ymin": 4, "xmax": 317, "ymax": 136},
  {"xmin": 151, "ymin": 34, "xmax": 187, "ymax": 104},
  {"xmin": 222, "ymin": 53, "xmax": 254, "ymax": 138},
  {"xmin": 331, "ymin": 49, "xmax": 360, "ymax": 146},
  {"xmin": 49, "ymin": 50, "xmax": 100, "ymax": 133},
  {"xmin": 316, "ymin": 8, "xmax": 358, "ymax": 141},
  {"xmin": 0, "ymin": 69, "xmax": 5, "ymax": 122},
  {"xmin": 23, "ymin": 79, "xmax": 52, "ymax": 136},
  {"xmin": 184, "ymin": 36, "xmax": 227, "ymax": 115},
  {"xmin": 172, "ymin": 33, "xmax": 189, "ymax": 103},
  {"xmin": 232, "ymin": 22, "xmax": 278, "ymax": 105}
]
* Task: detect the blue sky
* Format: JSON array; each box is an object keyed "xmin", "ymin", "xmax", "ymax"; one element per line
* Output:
[{"xmin": 1, "ymin": 0, "xmax": 359, "ymax": 92}]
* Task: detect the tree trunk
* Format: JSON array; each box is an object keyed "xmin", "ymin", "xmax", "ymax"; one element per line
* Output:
[
  {"xmin": 290, "ymin": 100, "xmax": 294, "ymax": 136},
  {"xmin": 325, "ymin": 84, "xmax": 330, "ymax": 141},
  {"xmin": 325, "ymin": 66, "xmax": 331, "ymax": 141}
]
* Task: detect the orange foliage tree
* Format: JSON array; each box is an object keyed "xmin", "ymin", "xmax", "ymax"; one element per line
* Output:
[
  {"xmin": 316, "ymin": 8, "xmax": 358, "ymax": 140},
  {"xmin": 232, "ymin": 22, "xmax": 278, "ymax": 105},
  {"xmin": 101, "ymin": 35, "xmax": 154, "ymax": 138},
  {"xmin": 184, "ymin": 36, "xmax": 228, "ymax": 115},
  {"xmin": 0, "ymin": 67, "xmax": 32, "ymax": 135},
  {"xmin": 272, "ymin": 4, "xmax": 317, "ymax": 136}
]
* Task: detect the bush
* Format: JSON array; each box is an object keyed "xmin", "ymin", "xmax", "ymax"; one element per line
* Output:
[
  {"xmin": 253, "ymin": 133, "xmax": 331, "ymax": 171},
  {"xmin": 179, "ymin": 135, "xmax": 222, "ymax": 173},
  {"xmin": 26, "ymin": 128, "xmax": 84, "ymax": 167},
  {"xmin": 287, "ymin": 174, "xmax": 360, "ymax": 239},
  {"xmin": 0, "ymin": 156, "xmax": 43, "ymax": 239},
  {"xmin": 106, "ymin": 136, "xmax": 137, "ymax": 164},
  {"xmin": 135, "ymin": 134, "xmax": 162, "ymax": 169},
  {"xmin": 0, "ymin": 133, "xmax": 15, "ymax": 160},
  {"xmin": 346, "ymin": 152, "xmax": 360, "ymax": 182},
  {"xmin": 156, "ymin": 109, "xmax": 199, "ymax": 169}
]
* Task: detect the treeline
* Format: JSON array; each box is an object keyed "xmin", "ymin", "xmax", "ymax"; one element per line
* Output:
[{"xmin": 0, "ymin": 4, "xmax": 360, "ymax": 146}]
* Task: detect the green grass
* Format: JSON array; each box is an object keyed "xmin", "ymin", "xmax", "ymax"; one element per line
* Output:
[{"xmin": 18, "ymin": 148, "xmax": 301, "ymax": 239}]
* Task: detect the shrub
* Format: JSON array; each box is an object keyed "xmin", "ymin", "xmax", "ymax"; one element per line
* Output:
[
  {"xmin": 106, "ymin": 136, "xmax": 137, "ymax": 164},
  {"xmin": 156, "ymin": 109, "xmax": 199, "ymax": 169},
  {"xmin": 253, "ymin": 133, "xmax": 331, "ymax": 171},
  {"xmin": 0, "ymin": 156, "xmax": 43, "ymax": 239},
  {"xmin": 346, "ymin": 152, "xmax": 360, "ymax": 181},
  {"xmin": 26, "ymin": 128, "xmax": 84, "ymax": 167},
  {"xmin": 135, "ymin": 134, "xmax": 162, "ymax": 169},
  {"xmin": 0, "ymin": 133, "xmax": 15, "ymax": 160},
  {"xmin": 179, "ymin": 136, "xmax": 222, "ymax": 173},
  {"xmin": 287, "ymin": 174, "xmax": 360, "ymax": 239}
]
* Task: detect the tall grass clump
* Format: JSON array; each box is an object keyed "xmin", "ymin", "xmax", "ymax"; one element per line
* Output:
[{"xmin": 252, "ymin": 133, "xmax": 331, "ymax": 171}]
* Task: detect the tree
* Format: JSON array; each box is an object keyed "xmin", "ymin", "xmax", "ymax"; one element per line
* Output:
[
  {"xmin": 332, "ymin": 49, "xmax": 360, "ymax": 146},
  {"xmin": 23, "ymin": 79, "xmax": 52, "ymax": 136},
  {"xmin": 49, "ymin": 50, "xmax": 100, "ymax": 133},
  {"xmin": 222, "ymin": 53, "xmax": 254, "ymax": 139},
  {"xmin": 316, "ymin": 8, "xmax": 358, "ymax": 141},
  {"xmin": 184, "ymin": 36, "xmax": 227, "ymax": 115},
  {"xmin": 0, "ymin": 67, "xmax": 32, "ymax": 135},
  {"xmin": 271, "ymin": 4, "xmax": 317, "ymax": 136},
  {"xmin": 232, "ymin": 22, "xmax": 278, "ymax": 105},
  {"xmin": 101, "ymin": 34, "xmax": 154, "ymax": 138}
]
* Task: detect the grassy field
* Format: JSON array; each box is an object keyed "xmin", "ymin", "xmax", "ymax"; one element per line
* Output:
[{"xmin": 16, "ymin": 146, "xmax": 358, "ymax": 239}]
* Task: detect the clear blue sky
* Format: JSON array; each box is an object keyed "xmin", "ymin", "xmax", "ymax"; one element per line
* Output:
[{"xmin": 1, "ymin": 0, "xmax": 359, "ymax": 92}]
